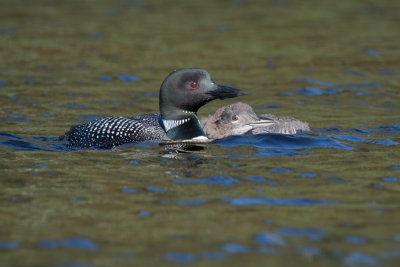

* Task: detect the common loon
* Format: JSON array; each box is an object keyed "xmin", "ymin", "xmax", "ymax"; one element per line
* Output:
[
  {"xmin": 201, "ymin": 102, "xmax": 310, "ymax": 139},
  {"xmin": 61, "ymin": 68, "xmax": 247, "ymax": 148}
]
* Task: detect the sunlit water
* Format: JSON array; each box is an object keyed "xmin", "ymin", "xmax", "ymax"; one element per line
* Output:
[{"xmin": 1, "ymin": 0, "xmax": 400, "ymax": 266}]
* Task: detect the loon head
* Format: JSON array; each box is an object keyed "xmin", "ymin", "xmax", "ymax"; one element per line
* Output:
[
  {"xmin": 159, "ymin": 69, "xmax": 247, "ymax": 140},
  {"xmin": 203, "ymin": 102, "xmax": 275, "ymax": 139},
  {"xmin": 159, "ymin": 68, "xmax": 247, "ymax": 117}
]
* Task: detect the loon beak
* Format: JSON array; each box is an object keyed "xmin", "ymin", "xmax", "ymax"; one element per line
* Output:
[
  {"xmin": 230, "ymin": 118, "xmax": 275, "ymax": 136},
  {"xmin": 248, "ymin": 118, "xmax": 275, "ymax": 128},
  {"xmin": 207, "ymin": 84, "xmax": 248, "ymax": 100}
]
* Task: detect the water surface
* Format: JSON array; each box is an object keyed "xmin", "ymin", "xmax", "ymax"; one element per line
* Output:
[{"xmin": 1, "ymin": 0, "xmax": 400, "ymax": 266}]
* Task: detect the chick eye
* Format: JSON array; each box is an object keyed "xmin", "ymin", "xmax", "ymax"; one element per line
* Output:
[
  {"xmin": 190, "ymin": 82, "xmax": 198, "ymax": 89},
  {"xmin": 232, "ymin": 115, "xmax": 238, "ymax": 121}
]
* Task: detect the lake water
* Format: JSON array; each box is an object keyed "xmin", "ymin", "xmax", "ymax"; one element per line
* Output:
[{"xmin": 1, "ymin": 0, "xmax": 400, "ymax": 266}]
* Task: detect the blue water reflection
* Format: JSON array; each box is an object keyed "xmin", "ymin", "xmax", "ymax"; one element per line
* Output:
[
  {"xmin": 255, "ymin": 232, "xmax": 287, "ymax": 246},
  {"xmin": 174, "ymin": 176, "xmax": 241, "ymax": 186},
  {"xmin": 296, "ymin": 246, "xmax": 321, "ymax": 256},
  {"xmin": 343, "ymin": 252, "xmax": 379, "ymax": 266},
  {"xmin": 221, "ymin": 197, "xmax": 338, "ymax": 206},
  {"xmin": 0, "ymin": 240, "xmax": 19, "ymax": 250},
  {"xmin": 345, "ymin": 236, "xmax": 367, "ymax": 245},
  {"xmin": 275, "ymin": 228, "xmax": 327, "ymax": 241},
  {"xmin": 164, "ymin": 252, "xmax": 196, "ymax": 263},
  {"xmin": 212, "ymin": 133, "xmax": 354, "ymax": 150},
  {"xmin": 201, "ymin": 251, "xmax": 228, "ymax": 260},
  {"xmin": 222, "ymin": 243, "xmax": 251, "ymax": 253},
  {"xmin": 37, "ymin": 238, "xmax": 98, "ymax": 251}
]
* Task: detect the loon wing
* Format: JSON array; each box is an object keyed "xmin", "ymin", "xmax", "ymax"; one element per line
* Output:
[{"xmin": 61, "ymin": 114, "xmax": 167, "ymax": 148}]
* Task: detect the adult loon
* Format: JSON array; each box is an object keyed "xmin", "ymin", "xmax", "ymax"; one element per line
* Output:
[
  {"xmin": 201, "ymin": 102, "xmax": 310, "ymax": 139},
  {"xmin": 61, "ymin": 68, "xmax": 247, "ymax": 148}
]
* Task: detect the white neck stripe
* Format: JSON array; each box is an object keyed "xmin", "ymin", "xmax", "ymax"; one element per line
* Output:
[{"xmin": 162, "ymin": 118, "xmax": 191, "ymax": 132}]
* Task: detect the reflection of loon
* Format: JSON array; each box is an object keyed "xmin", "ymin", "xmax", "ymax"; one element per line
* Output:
[
  {"xmin": 60, "ymin": 69, "xmax": 247, "ymax": 148},
  {"xmin": 201, "ymin": 102, "xmax": 310, "ymax": 139}
]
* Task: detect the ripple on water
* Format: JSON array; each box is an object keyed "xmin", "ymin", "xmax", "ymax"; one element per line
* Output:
[
  {"xmin": 9, "ymin": 194, "xmax": 30, "ymax": 202},
  {"xmin": 98, "ymin": 74, "xmax": 113, "ymax": 81},
  {"xmin": 343, "ymin": 252, "xmax": 378, "ymax": 266},
  {"xmin": 118, "ymin": 73, "xmax": 142, "ymax": 82},
  {"xmin": 293, "ymin": 87, "xmax": 343, "ymax": 96},
  {"xmin": 175, "ymin": 199, "xmax": 206, "ymax": 205},
  {"xmin": 257, "ymin": 246, "xmax": 280, "ymax": 254},
  {"xmin": 173, "ymin": 176, "xmax": 277, "ymax": 186},
  {"xmin": 55, "ymin": 262, "xmax": 92, "ymax": 267},
  {"xmin": 255, "ymin": 149, "xmax": 313, "ymax": 157},
  {"xmin": 329, "ymin": 134, "xmax": 398, "ymax": 146},
  {"xmin": 371, "ymin": 125, "xmax": 400, "ymax": 134},
  {"xmin": 371, "ymin": 139, "xmax": 398, "ymax": 146},
  {"xmin": 379, "ymin": 70, "xmax": 397, "ymax": 75},
  {"xmin": 254, "ymin": 232, "xmax": 287, "ymax": 246},
  {"xmin": 138, "ymin": 210, "xmax": 150, "ymax": 216},
  {"xmin": 0, "ymin": 134, "xmax": 51, "ymax": 151},
  {"xmin": 222, "ymin": 243, "xmax": 251, "ymax": 253},
  {"xmin": 269, "ymin": 167, "xmax": 293, "ymax": 173},
  {"xmin": 342, "ymin": 68, "xmax": 366, "ymax": 76},
  {"xmin": 337, "ymin": 83, "xmax": 381, "ymax": 89},
  {"xmin": 7, "ymin": 117, "xmax": 31, "ymax": 121},
  {"xmin": 89, "ymin": 32, "xmax": 104, "ymax": 40},
  {"xmin": 146, "ymin": 186, "xmax": 168, "ymax": 192},
  {"xmin": 395, "ymin": 235, "xmax": 400, "ymax": 242},
  {"xmin": 37, "ymin": 238, "xmax": 98, "ymax": 251},
  {"xmin": 296, "ymin": 246, "xmax": 321, "ymax": 256},
  {"xmin": 40, "ymin": 113, "xmax": 55, "ymax": 117},
  {"xmin": 295, "ymin": 78, "xmax": 335, "ymax": 87},
  {"xmin": 265, "ymin": 219, "xmax": 273, "ymax": 225},
  {"xmin": 63, "ymin": 102, "xmax": 85, "ymax": 109},
  {"xmin": 201, "ymin": 251, "xmax": 228, "ymax": 260},
  {"xmin": 36, "ymin": 239, "xmax": 59, "ymax": 249},
  {"xmin": 0, "ymin": 240, "xmax": 19, "ymax": 250},
  {"xmin": 164, "ymin": 252, "xmax": 196, "ymax": 263},
  {"xmin": 24, "ymin": 163, "xmax": 49, "ymax": 168},
  {"xmin": 121, "ymin": 188, "xmax": 137, "ymax": 193},
  {"xmin": 275, "ymin": 228, "xmax": 328, "ymax": 241},
  {"xmin": 241, "ymin": 176, "xmax": 277, "ymax": 185},
  {"xmin": 242, "ymin": 176, "xmax": 269, "ymax": 183},
  {"xmin": 379, "ymin": 248, "xmax": 400, "ymax": 259},
  {"xmin": 71, "ymin": 196, "xmax": 84, "ymax": 202},
  {"xmin": 298, "ymin": 173, "xmax": 317, "ymax": 178},
  {"xmin": 212, "ymin": 133, "xmax": 353, "ymax": 150},
  {"xmin": 366, "ymin": 48, "xmax": 381, "ymax": 57},
  {"xmin": 0, "ymin": 27, "xmax": 16, "ymax": 35},
  {"xmin": 344, "ymin": 235, "xmax": 367, "ymax": 245},
  {"xmin": 173, "ymin": 176, "xmax": 241, "ymax": 186},
  {"xmin": 73, "ymin": 115, "xmax": 102, "ymax": 121},
  {"xmin": 221, "ymin": 197, "xmax": 338, "ymax": 206},
  {"xmin": 61, "ymin": 238, "xmax": 98, "ymax": 251},
  {"xmin": 285, "ymin": 81, "xmax": 382, "ymax": 96},
  {"xmin": 372, "ymin": 184, "xmax": 384, "ymax": 190},
  {"xmin": 382, "ymin": 177, "xmax": 398, "ymax": 183}
]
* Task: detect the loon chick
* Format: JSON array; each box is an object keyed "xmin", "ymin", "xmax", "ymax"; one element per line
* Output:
[
  {"xmin": 201, "ymin": 102, "xmax": 310, "ymax": 139},
  {"xmin": 61, "ymin": 68, "xmax": 247, "ymax": 148}
]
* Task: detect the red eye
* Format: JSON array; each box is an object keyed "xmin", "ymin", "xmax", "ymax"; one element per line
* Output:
[{"xmin": 190, "ymin": 82, "xmax": 198, "ymax": 89}]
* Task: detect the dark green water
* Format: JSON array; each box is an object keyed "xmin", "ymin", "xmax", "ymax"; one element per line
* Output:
[{"xmin": 1, "ymin": 0, "xmax": 400, "ymax": 266}]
